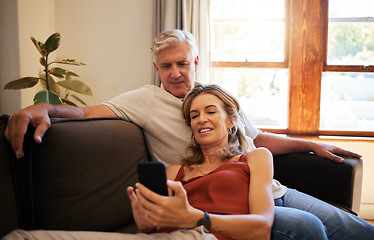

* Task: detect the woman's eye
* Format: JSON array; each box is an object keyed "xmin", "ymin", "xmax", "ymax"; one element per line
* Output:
[{"xmin": 191, "ymin": 115, "xmax": 198, "ymax": 119}]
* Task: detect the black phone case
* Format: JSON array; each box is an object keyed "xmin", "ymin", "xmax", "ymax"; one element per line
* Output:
[{"xmin": 137, "ymin": 162, "xmax": 168, "ymax": 196}]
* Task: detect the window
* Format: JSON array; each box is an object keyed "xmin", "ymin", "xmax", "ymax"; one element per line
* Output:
[
  {"xmin": 321, "ymin": 0, "xmax": 374, "ymax": 133},
  {"xmin": 209, "ymin": 0, "xmax": 374, "ymax": 137},
  {"xmin": 210, "ymin": 0, "xmax": 288, "ymax": 129}
]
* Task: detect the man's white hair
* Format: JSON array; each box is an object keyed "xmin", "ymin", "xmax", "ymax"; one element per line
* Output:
[{"xmin": 151, "ymin": 29, "xmax": 198, "ymax": 63}]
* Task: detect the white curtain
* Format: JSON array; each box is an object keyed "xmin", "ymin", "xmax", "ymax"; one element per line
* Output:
[{"xmin": 152, "ymin": 0, "xmax": 211, "ymax": 86}]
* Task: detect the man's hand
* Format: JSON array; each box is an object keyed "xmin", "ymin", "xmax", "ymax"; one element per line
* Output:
[
  {"xmin": 4, "ymin": 103, "xmax": 51, "ymax": 159},
  {"xmin": 254, "ymin": 132, "xmax": 362, "ymax": 163},
  {"xmin": 4, "ymin": 103, "xmax": 115, "ymax": 159},
  {"xmin": 312, "ymin": 142, "xmax": 362, "ymax": 163}
]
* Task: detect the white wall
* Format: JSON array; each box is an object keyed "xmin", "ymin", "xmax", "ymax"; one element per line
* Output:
[
  {"xmin": 54, "ymin": 0, "xmax": 153, "ymax": 106},
  {"xmin": 0, "ymin": 0, "xmax": 153, "ymax": 114},
  {"xmin": 17, "ymin": 0, "xmax": 56, "ymax": 109},
  {"xmin": 0, "ymin": 0, "xmax": 21, "ymax": 114}
]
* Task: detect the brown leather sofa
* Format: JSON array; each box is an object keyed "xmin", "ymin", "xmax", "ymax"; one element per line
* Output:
[{"xmin": 0, "ymin": 115, "xmax": 363, "ymax": 238}]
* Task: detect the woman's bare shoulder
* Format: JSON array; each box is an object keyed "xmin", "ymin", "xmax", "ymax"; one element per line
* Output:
[
  {"xmin": 166, "ymin": 164, "xmax": 182, "ymax": 180},
  {"xmin": 246, "ymin": 148, "xmax": 273, "ymax": 166}
]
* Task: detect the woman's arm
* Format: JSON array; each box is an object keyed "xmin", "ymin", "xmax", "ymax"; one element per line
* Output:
[{"xmin": 207, "ymin": 148, "xmax": 274, "ymax": 240}]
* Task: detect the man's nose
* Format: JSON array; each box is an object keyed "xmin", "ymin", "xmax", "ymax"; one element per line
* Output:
[{"xmin": 170, "ymin": 65, "xmax": 181, "ymax": 79}]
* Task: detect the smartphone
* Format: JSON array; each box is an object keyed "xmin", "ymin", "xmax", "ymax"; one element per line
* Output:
[{"xmin": 137, "ymin": 162, "xmax": 168, "ymax": 196}]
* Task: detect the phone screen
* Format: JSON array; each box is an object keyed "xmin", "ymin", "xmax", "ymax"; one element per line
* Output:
[{"xmin": 137, "ymin": 162, "xmax": 168, "ymax": 196}]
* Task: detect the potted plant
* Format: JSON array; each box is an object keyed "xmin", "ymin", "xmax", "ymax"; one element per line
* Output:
[{"xmin": 4, "ymin": 32, "xmax": 92, "ymax": 106}]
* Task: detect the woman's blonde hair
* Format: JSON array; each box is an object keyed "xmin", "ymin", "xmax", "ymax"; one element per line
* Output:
[{"xmin": 181, "ymin": 84, "xmax": 249, "ymax": 165}]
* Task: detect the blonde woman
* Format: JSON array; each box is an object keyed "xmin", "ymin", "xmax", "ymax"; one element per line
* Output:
[{"xmin": 128, "ymin": 84, "xmax": 274, "ymax": 240}]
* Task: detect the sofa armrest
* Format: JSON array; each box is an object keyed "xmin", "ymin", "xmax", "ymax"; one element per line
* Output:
[
  {"xmin": 273, "ymin": 152, "xmax": 363, "ymax": 214},
  {"xmin": 0, "ymin": 115, "xmax": 19, "ymax": 238}
]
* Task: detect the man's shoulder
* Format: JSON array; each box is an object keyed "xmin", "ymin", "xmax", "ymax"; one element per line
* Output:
[
  {"xmin": 105, "ymin": 85, "xmax": 160, "ymax": 108},
  {"xmin": 134, "ymin": 84, "xmax": 159, "ymax": 92},
  {"xmin": 118, "ymin": 85, "xmax": 160, "ymax": 99},
  {"xmin": 132, "ymin": 85, "xmax": 170, "ymax": 96},
  {"xmin": 114, "ymin": 85, "xmax": 181, "ymax": 114},
  {"xmin": 139, "ymin": 85, "xmax": 181, "ymax": 103}
]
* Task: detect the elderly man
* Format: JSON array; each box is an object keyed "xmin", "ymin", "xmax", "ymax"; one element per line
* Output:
[{"xmin": 5, "ymin": 29, "xmax": 373, "ymax": 239}]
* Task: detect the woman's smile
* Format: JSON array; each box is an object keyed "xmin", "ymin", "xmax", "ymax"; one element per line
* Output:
[{"xmin": 198, "ymin": 128, "xmax": 213, "ymax": 134}]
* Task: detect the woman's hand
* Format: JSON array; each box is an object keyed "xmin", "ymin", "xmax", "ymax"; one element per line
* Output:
[
  {"xmin": 126, "ymin": 186, "xmax": 157, "ymax": 233},
  {"xmin": 133, "ymin": 180, "xmax": 203, "ymax": 229}
]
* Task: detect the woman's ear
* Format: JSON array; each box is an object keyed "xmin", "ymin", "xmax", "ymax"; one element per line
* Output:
[{"xmin": 228, "ymin": 115, "xmax": 236, "ymax": 129}]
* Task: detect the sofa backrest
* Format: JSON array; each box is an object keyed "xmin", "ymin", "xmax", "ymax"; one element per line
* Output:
[{"xmin": 5, "ymin": 117, "xmax": 149, "ymax": 234}]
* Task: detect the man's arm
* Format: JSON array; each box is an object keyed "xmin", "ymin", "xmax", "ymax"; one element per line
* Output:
[
  {"xmin": 5, "ymin": 103, "xmax": 116, "ymax": 159},
  {"xmin": 253, "ymin": 132, "xmax": 362, "ymax": 163}
]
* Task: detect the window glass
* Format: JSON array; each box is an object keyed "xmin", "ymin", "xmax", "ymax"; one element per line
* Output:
[
  {"xmin": 320, "ymin": 72, "xmax": 374, "ymax": 131},
  {"xmin": 210, "ymin": 0, "xmax": 285, "ymax": 62},
  {"xmin": 210, "ymin": 68, "xmax": 289, "ymax": 129},
  {"xmin": 327, "ymin": 0, "xmax": 374, "ymax": 65}
]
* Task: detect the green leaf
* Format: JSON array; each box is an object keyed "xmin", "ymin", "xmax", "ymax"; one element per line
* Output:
[
  {"xmin": 61, "ymin": 98, "xmax": 78, "ymax": 107},
  {"xmin": 39, "ymin": 74, "xmax": 61, "ymax": 95},
  {"xmin": 50, "ymin": 67, "xmax": 79, "ymax": 78},
  {"xmin": 53, "ymin": 57, "xmax": 87, "ymax": 66},
  {"xmin": 4, "ymin": 77, "xmax": 39, "ymax": 90},
  {"xmin": 65, "ymin": 74, "xmax": 72, "ymax": 80},
  {"xmin": 57, "ymin": 79, "xmax": 93, "ymax": 96},
  {"xmin": 33, "ymin": 90, "xmax": 62, "ymax": 105},
  {"xmin": 44, "ymin": 33, "xmax": 61, "ymax": 54},
  {"xmin": 49, "ymin": 71, "xmax": 64, "ymax": 79},
  {"xmin": 40, "ymin": 57, "xmax": 47, "ymax": 67},
  {"xmin": 31, "ymin": 37, "xmax": 46, "ymax": 57},
  {"xmin": 50, "ymin": 67, "xmax": 67, "ymax": 77},
  {"xmin": 65, "ymin": 70, "xmax": 80, "ymax": 77},
  {"xmin": 71, "ymin": 94, "xmax": 87, "ymax": 106}
]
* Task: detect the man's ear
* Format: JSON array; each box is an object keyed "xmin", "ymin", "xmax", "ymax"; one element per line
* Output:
[
  {"xmin": 153, "ymin": 62, "xmax": 160, "ymax": 77},
  {"xmin": 194, "ymin": 56, "xmax": 199, "ymax": 72}
]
